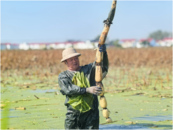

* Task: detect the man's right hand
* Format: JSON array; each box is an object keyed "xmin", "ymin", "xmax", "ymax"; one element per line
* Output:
[{"xmin": 86, "ymin": 86, "xmax": 102, "ymax": 95}]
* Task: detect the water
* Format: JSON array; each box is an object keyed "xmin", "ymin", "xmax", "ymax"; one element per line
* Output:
[
  {"xmin": 133, "ymin": 115, "xmax": 172, "ymax": 121},
  {"xmin": 30, "ymin": 89, "xmax": 56, "ymax": 93},
  {"xmin": 1, "ymin": 109, "xmax": 21, "ymax": 119},
  {"xmin": 1, "ymin": 116, "xmax": 18, "ymax": 119},
  {"xmin": 99, "ymin": 124, "xmax": 153, "ymax": 129},
  {"xmin": 99, "ymin": 115, "xmax": 172, "ymax": 129}
]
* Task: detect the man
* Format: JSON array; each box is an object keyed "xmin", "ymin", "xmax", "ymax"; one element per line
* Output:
[{"xmin": 58, "ymin": 44, "xmax": 108, "ymax": 129}]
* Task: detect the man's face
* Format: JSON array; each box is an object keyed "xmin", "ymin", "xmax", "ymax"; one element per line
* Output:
[{"xmin": 66, "ymin": 56, "xmax": 80, "ymax": 71}]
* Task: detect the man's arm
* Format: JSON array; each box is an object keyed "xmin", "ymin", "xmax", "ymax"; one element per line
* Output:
[{"xmin": 58, "ymin": 73, "xmax": 101, "ymax": 96}]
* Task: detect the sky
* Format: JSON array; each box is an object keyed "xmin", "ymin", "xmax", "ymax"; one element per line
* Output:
[{"xmin": 1, "ymin": 0, "xmax": 172, "ymax": 43}]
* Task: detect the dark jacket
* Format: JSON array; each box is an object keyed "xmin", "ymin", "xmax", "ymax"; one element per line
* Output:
[{"xmin": 58, "ymin": 51, "xmax": 109, "ymax": 113}]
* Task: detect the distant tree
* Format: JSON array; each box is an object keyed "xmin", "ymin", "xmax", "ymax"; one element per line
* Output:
[
  {"xmin": 148, "ymin": 30, "xmax": 172, "ymax": 40},
  {"xmin": 92, "ymin": 35, "xmax": 100, "ymax": 42},
  {"xmin": 113, "ymin": 40, "xmax": 122, "ymax": 48},
  {"xmin": 170, "ymin": 33, "xmax": 173, "ymax": 38},
  {"xmin": 67, "ymin": 39, "xmax": 78, "ymax": 42}
]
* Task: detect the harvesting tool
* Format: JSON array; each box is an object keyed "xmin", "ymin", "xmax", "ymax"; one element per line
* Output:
[{"xmin": 95, "ymin": 0, "xmax": 117, "ymax": 123}]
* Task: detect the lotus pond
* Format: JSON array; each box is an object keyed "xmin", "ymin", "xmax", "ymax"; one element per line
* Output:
[{"xmin": 1, "ymin": 67, "xmax": 172, "ymax": 129}]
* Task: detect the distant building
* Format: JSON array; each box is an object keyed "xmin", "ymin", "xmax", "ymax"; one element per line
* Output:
[
  {"xmin": 45, "ymin": 42, "xmax": 74, "ymax": 49},
  {"xmin": 148, "ymin": 39, "xmax": 159, "ymax": 47},
  {"xmin": 74, "ymin": 41, "xmax": 94, "ymax": 49},
  {"xmin": 136, "ymin": 38, "xmax": 153, "ymax": 48},
  {"xmin": 157, "ymin": 38, "xmax": 173, "ymax": 47},
  {"xmin": 3, "ymin": 38, "xmax": 171, "ymax": 50},
  {"xmin": 120, "ymin": 39, "xmax": 136, "ymax": 48},
  {"xmin": 65, "ymin": 42, "xmax": 74, "ymax": 48},
  {"xmin": 48, "ymin": 43, "xmax": 56, "ymax": 49},
  {"xmin": 47, "ymin": 41, "xmax": 96, "ymax": 49},
  {"xmin": 39, "ymin": 43, "xmax": 48, "ymax": 50},
  {"xmin": 28, "ymin": 43, "xmax": 40, "ymax": 50},
  {"xmin": 0, "ymin": 43, "xmax": 11, "ymax": 50},
  {"xmin": 55, "ymin": 42, "xmax": 66, "ymax": 49},
  {"xmin": 19, "ymin": 42, "xmax": 29, "ymax": 50},
  {"xmin": 10, "ymin": 43, "xmax": 19, "ymax": 50}
]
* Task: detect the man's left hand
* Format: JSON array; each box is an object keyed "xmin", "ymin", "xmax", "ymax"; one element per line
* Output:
[{"xmin": 98, "ymin": 44, "xmax": 106, "ymax": 52}]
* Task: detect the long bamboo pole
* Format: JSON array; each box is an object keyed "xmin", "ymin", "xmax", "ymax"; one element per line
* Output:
[{"xmin": 95, "ymin": 0, "xmax": 117, "ymax": 123}]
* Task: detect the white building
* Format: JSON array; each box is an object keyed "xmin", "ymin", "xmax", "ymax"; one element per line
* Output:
[
  {"xmin": 55, "ymin": 42, "xmax": 66, "ymax": 49},
  {"xmin": 28, "ymin": 43, "xmax": 40, "ymax": 49},
  {"xmin": 157, "ymin": 38, "xmax": 173, "ymax": 47},
  {"xmin": 19, "ymin": 42, "xmax": 29, "ymax": 50},
  {"xmin": 136, "ymin": 39, "xmax": 150, "ymax": 48},
  {"xmin": 74, "ymin": 41, "xmax": 95, "ymax": 49},
  {"xmin": 47, "ymin": 42, "xmax": 69, "ymax": 49},
  {"xmin": 39, "ymin": 43, "xmax": 47, "ymax": 49},
  {"xmin": 120, "ymin": 39, "xmax": 136, "ymax": 48}
]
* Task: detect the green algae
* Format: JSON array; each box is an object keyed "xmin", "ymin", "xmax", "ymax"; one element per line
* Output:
[
  {"xmin": 1, "ymin": 87, "xmax": 172, "ymax": 129},
  {"xmin": 1, "ymin": 86, "xmax": 66, "ymax": 129},
  {"xmin": 1, "ymin": 67, "xmax": 172, "ymax": 129}
]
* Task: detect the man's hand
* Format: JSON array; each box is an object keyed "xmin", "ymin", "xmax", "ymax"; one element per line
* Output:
[
  {"xmin": 98, "ymin": 44, "xmax": 106, "ymax": 52},
  {"xmin": 86, "ymin": 86, "xmax": 102, "ymax": 95}
]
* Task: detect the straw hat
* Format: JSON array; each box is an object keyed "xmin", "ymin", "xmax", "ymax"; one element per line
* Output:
[{"xmin": 61, "ymin": 48, "xmax": 81, "ymax": 62}]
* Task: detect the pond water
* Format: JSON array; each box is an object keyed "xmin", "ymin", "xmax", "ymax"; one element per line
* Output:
[
  {"xmin": 30, "ymin": 89, "xmax": 56, "ymax": 93},
  {"xmin": 99, "ymin": 115, "xmax": 172, "ymax": 129},
  {"xmin": 1, "ymin": 116, "xmax": 19, "ymax": 119},
  {"xmin": 99, "ymin": 124, "xmax": 153, "ymax": 129},
  {"xmin": 133, "ymin": 115, "xmax": 172, "ymax": 121}
]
